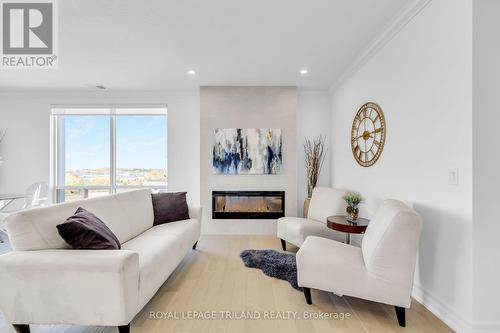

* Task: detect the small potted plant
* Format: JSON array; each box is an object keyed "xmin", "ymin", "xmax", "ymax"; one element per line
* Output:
[{"xmin": 342, "ymin": 192, "xmax": 363, "ymax": 221}]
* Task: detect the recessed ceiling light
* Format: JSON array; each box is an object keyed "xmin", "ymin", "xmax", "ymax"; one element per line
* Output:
[
  {"xmin": 187, "ymin": 69, "xmax": 196, "ymax": 75},
  {"xmin": 300, "ymin": 69, "xmax": 308, "ymax": 75}
]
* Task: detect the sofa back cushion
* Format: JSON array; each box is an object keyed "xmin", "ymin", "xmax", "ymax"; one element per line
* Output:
[
  {"xmin": 307, "ymin": 187, "xmax": 347, "ymax": 223},
  {"xmin": 361, "ymin": 199, "xmax": 423, "ymax": 286},
  {"xmin": 5, "ymin": 189, "xmax": 154, "ymax": 251}
]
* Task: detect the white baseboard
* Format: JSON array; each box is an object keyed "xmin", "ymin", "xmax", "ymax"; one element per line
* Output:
[
  {"xmin": 349, "ymin": 241, "xmax": 497, "ymax": 333},
  {"xmin": 412, "ymin": 283, "xmax": 471, "ymax": 333},
  {"xmin": 470, "ymin": 321, "xmax": 500, "ymax": 333}
]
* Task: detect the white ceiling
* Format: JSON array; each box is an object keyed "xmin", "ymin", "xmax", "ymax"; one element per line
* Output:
[{"xmin": 0, "ymin": 0, "xmax": 413, "ymax": 92}]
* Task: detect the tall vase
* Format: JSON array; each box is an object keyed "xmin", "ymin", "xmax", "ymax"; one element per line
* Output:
[{"xmin": 303, "ymin": 197, "xmax": 311, "ymax": 218}]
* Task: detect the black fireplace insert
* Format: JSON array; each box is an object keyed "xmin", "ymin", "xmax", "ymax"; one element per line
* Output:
[{"xmin": 212, "ymin": 191, "xmax": 285, "ymax": 219}]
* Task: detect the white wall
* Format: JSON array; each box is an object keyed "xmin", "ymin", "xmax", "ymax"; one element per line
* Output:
[
  {"xmin": 0, "ymin": 87, "xmax": 330, "ymax": 228},
  {"xmin": 200, "ymin": 86, "xmax": 297, "ymax": 235},
  {"xmin": 472, "ymin": 0, "xmax": 500, "ymax": 331},
  {"xmin": 330, "ymin": 0, "xmax": 473, "ymax": 331},
  {"xmin": 0, "ymin": 91, "xmax": 200, "ymax": 206},
  {"xmin": 296, "ymin": 90, "xmax": 331, "ymax": 217}
]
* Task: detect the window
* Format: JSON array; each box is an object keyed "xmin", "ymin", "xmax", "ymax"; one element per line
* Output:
[{"xmin": 51, "ymin": 106, "xmax": 167, "ymax": 202}]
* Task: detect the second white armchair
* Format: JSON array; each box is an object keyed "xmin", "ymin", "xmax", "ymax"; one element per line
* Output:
[{"xmin": 277, "ymin": 187, "xmax": 347, "ymax": 250}]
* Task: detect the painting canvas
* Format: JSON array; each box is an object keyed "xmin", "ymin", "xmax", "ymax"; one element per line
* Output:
[{"xmin": 213, "ymin": 128, "xmax": 282, "ymax": 174}]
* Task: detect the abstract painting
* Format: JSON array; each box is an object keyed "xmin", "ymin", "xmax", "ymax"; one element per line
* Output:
[{"xmin": 213, "ymin": 128, "xmax": 282, "ymax": 174}]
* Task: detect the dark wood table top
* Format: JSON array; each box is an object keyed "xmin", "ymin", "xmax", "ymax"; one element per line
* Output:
[{"xmin": 327, "ymin": 215, "xmax": 370, "ymax": 234}]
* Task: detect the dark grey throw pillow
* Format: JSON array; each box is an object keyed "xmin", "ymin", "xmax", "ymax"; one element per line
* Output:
[
  {"xmin": 151, "ymin": 192, "xmax": 189, "ymax": 226},
  {"xmin": 56, "ymin": 207, "xmax": 121, "ymax": 250}
]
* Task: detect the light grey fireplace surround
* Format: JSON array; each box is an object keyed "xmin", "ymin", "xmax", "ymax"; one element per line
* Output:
[{"xmin": 200, "ymin": 86, "xmax": 297, "ymax": 235}]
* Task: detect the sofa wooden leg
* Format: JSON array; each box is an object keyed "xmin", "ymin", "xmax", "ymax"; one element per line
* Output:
[
  {"xmin": 280, "ymin": 238, "xmax": 286, "ymax": 251},
  {"xmin": 192, "ymin": 241, "xmax": 198, "ymax": 250},
  {"xmin": 303, "ymin": 287, "xmax": 312, "ymax": 305},
  {"xmin": 118, "ymin": 323, "xmax": 130, "ymax": 333},
  {"xmin": 12, "ymin": 324, "xmax": 30, "ymax": 333},
  {"xmin": 394, "ymin": 306, "xmax": 406, "ymax": 327}
]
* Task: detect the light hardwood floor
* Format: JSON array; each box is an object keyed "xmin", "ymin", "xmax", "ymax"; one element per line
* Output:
[{"xmin": 0, "ymin": 235, "xmax": 453, "ymax": 333}]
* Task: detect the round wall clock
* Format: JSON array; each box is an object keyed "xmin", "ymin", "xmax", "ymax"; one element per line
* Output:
[{"xmin": 351, "ymin": 102, "xmax": 386, "ymax": 167}]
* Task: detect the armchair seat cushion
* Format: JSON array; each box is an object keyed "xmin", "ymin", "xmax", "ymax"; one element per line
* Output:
[
  {"xmin": 277, "ymin": 217, "xmax": 343, "ymax": 248},
  {"xmin": 297, "ymin": 236, "xmax": 365, "ymax": 292}
]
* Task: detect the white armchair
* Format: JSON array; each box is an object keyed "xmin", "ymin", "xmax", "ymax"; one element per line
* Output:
[
  {"xmin": 277, "ymin": 187, "xmax": 347, "ymax": 250},
  {"xmin": 296, "ymin": 199, "xmax": 423, "ymax": 327}
]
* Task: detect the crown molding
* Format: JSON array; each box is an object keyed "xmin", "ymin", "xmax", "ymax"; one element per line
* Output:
[
  {"xmin": 0, "ymin": 89, "xmax": 199, "ymax": 96},
  {"xmin": 330, "ymin": 0, "xmax": 433, "ymax": 94},
  {"xmin": 297, "ymin": 88, "xmax": 330, "ymax": 94}
]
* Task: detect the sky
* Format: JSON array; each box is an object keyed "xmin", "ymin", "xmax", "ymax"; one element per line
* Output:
[{"xmin": 64, "ymin": 115, "xmax": 167, "ymax": 170}]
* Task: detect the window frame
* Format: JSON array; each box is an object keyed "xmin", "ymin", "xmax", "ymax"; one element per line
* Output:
[{"xmin": 50, "ymin": 105, "xmax": 168, "ymax": 203}]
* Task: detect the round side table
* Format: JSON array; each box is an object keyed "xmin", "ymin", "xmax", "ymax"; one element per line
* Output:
[{"xmin": 327, "ymin": 215, "xmax": 370, "ymax": 245}]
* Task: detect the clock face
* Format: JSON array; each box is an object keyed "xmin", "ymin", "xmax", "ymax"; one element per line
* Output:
[{"xmin": 351, "ymin": 102, "xmax": 386, "ymax": 167}]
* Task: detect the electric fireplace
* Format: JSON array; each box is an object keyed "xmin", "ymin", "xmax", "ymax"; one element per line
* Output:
[{"xmin": 212, "ymin": 191, "xmax": 285, "ymax": 219}]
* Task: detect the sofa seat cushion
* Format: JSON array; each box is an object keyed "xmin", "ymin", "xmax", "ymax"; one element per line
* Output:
[
  {"xmin": 121, "ymin": 218, "xmax": 200, "ymax": 308},
  {"xmin": 277, "ymin": 217, "xmax": 344, "ymax": 248}
]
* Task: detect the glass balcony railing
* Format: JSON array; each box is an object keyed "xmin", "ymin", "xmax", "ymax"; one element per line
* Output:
[{"xmin": 55, "ymin": 185, "xmax": 167, "ymax": 203}]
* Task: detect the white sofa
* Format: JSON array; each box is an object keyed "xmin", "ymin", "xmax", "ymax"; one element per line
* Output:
[
  {"xmin": 296, "ymin": 199, "xmax": 423, "ymax": 327},
  {"xmin": 0, "ymin": 189, "xmax": 201, "ymax": 333},
  {"xmin": 277, "ymin": 187, "xmax": 347, "ymax": 250}
]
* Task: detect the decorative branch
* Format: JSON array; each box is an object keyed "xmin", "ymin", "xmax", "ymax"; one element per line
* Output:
[{"xmin": 304, "ymin": 135, "xmax": 327, "ymax": 198}]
